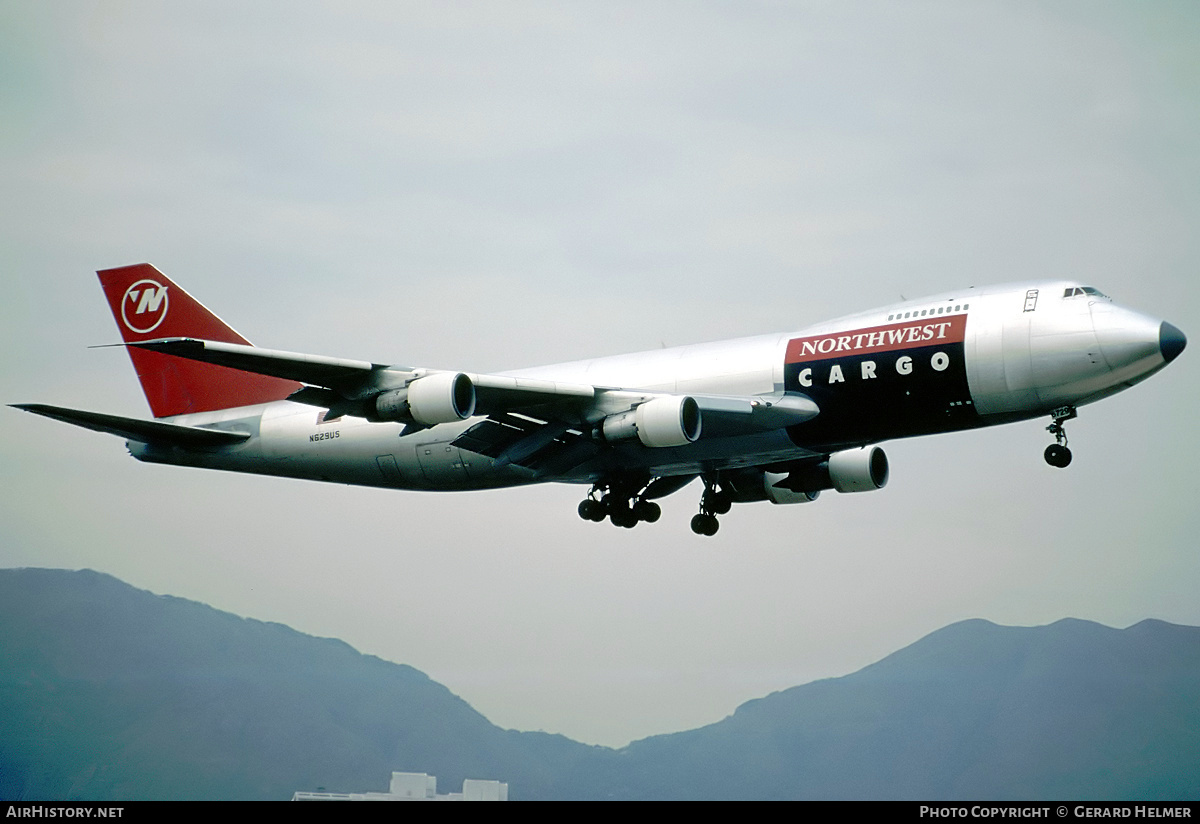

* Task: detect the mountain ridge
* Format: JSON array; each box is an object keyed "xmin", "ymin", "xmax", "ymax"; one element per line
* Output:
[{"xmin": 2, "ymin": 567, "xmax": 1196, "ymax": 800}]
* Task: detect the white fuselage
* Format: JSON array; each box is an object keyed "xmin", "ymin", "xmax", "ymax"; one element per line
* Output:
[{"xmin": 133, "ymin": 281, "xmax": 1176, "ymax": 492}]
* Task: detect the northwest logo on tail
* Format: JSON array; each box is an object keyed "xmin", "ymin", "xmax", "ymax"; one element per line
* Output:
[{"xmin": 121, "ymin": 279, "xmax": 169, "ymax": 334}]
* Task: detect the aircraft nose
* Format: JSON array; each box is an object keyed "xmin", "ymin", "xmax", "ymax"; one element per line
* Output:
[
  {"xmin": 1160, "ymin": 321, "xmax": 1187, "ymax": 363},
  {"xmin": 1089, "ymin": 303, "xmax": 1169, "ymax": 378}
]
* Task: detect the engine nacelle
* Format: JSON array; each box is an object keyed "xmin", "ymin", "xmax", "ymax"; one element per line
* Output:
[
  {"xmin": 754, "ymin": 446, "xmax": 889, "ymax": 497},
  {"xmin": 601, "ymin": 396, "xmax": 702, "ymax": 448},
  {"xmin": 374, "ymin": 372, "xmax": 476, "ymax": 425},
  {"xmin": 827, "ymin": 446, "xmax": 889, "ymax": 492},
  {"xmin": 762, "ymin": 472, "xmax": 821, "ymax": 505}
]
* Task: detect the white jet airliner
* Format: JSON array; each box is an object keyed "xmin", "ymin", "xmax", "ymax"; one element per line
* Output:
[{"xmin": 14, "ymin": 264, "xmax": 1186, "ymax": 535}]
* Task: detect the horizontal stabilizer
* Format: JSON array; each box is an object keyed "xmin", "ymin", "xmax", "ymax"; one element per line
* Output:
[{"xmin": 10, "ymin": 404, "xmax": 250, "ymax": 448}]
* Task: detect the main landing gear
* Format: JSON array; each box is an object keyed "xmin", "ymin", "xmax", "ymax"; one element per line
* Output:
[
  {"xmin": 577, "ymin": 479, "xmax": 661, "ymax": 529},
  {"xmin": 690, "ymin": 478, "xmax": 730, "ymax": 537},
  {"xmin": 1044, "ymin": 406, "xmax": 1076, "ymax": 468},
  {"xmin": 577, "ymin": 474, "xmax": 734, "ymax": 535}
]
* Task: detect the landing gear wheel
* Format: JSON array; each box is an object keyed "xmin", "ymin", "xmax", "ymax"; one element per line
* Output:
[
  {"xmin": 690, "ymin": 513, "xmax": 719, "ymax": 536},
  {"xmin": 704, "ymin": 491, "xmax": 732, "ymax": 515},
  {"xmin": 1044, "ymin": 406, "xmax": 1077, "ymax": 469},
  {"xmin": 1044, "ymin": 444, "xmax": 1072, "ymax": 468},
  {"xmin": 633, "ymin": 500, "xmax": 661, "ymax": 523},
  {"xmin": 691, "ymin": 477, "xmax": 726, "ymax": 536},
  {"xmin": 580, "ymin": 476, "xmax": 663, "ymax": 529},
  {"xmin": 610, "ymin": 505, "xmax": 638, "ymax": 529},
  {"xmin": 578, "ymin": 499, "xmax": 606, "ymax": 521}
]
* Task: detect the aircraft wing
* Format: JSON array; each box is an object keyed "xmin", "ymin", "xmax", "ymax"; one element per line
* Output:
[
  {"xmin": 449, "ymin": 394, "xmax": 818, "ymax": 475},
  {"xmin": 684, "ymin": 392, "xmax": 820, "ymax": 436},
  {"xmin": 10, "ymin": 404, "xmax": 250, "ymax": 448},
  {"xmin": 130, "ymin": 338, "xmax": 599, "ymax": 412},
  {"xmin": 127, "ymin": 338, "xmax": 819, "ymax": 472},
  {"xmin": 452, "ymin": 411, "xmax": 601, "ymax": 476},
  {"xmin": 129, "ymin": 338, "xmax": 387, "ymax": 389}
]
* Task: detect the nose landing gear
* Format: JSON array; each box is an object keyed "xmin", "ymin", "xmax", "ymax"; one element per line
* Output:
[{"xmin": 1044, "ymin": 406, "xmax": 1076, "ymax": 468}]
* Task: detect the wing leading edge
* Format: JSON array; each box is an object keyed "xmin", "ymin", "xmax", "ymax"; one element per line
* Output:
[{"xmin": 129, "ymin": 338, "xmax": 599, "ymax": 414}]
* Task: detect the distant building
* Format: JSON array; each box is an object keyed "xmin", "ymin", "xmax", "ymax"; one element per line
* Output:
[{"xmin": 292, "ymin": 771, "xmax": 508, "ymax": 801}]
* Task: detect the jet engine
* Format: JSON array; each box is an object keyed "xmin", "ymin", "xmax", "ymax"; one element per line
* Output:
[
  {"xmin": 762, "ymin": 472, "xmax": 821, "ymax": 505},
  {"xmin": 373, "ymin": 372, "xmax": 476, "ymax": 425},
  {"xmin": 717, "ymin": 468, "xmax": 820, "ymax": 505},
  {"xmin": 601, "ymin": 396, "xmax": 702, "ymax": 448},
  {"xmin": 720, "ymin": 446, "xmax": 889, "ymax": 503},
  {"xmin": 774, "ymin": 446, "xmax": 889, "ymax": 494},
  {"xmin": 827, "ymin": 446, "xmax": 889, "ymax": 492}
]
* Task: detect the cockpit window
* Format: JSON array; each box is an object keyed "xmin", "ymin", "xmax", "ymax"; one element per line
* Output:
[{"xmin": 1064, "ymin": 286, "xmax": 1110, "ymax": 299}]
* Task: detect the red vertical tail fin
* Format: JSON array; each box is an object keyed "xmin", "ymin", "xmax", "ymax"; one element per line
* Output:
[{"xmin": 98, "ymin": 264, "xmax": 301, "ymax": 418}]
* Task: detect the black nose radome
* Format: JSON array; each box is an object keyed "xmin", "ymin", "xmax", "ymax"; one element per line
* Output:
[{"xmin": 1160, "ymin": 322, "xmax": 1187, "ymax": 364}]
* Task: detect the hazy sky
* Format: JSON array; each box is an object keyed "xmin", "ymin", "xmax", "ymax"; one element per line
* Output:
[{"xmin": 3, "ymin": 1, "xmax": 1199, "ymax": 748}]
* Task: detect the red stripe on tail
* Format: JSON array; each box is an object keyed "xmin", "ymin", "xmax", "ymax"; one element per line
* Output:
[{"xmin": 98, "ymin": 264, "xmax": 301, "ymax": 418}]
